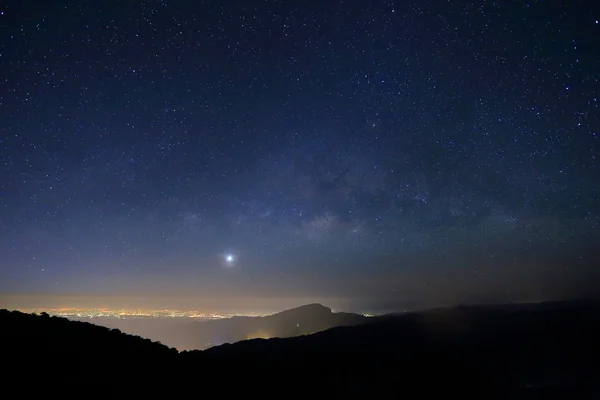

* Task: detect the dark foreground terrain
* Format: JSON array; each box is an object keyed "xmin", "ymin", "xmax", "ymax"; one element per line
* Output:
[{"xmin": 2, "ymin": 300, "xmax": 599, "ymax": 398}]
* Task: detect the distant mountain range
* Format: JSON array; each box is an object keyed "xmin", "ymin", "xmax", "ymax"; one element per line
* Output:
[
  {"xmin": 75, "ymin": 303, "xmax": 367, "ymax": 350},
  {"xmin": 2, "ymin": 300, "xmax": 600, "ymax": 397}
]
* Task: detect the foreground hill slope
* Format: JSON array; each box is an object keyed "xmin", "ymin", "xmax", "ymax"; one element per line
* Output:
[
  {"xmin": 2, "ymin": 301, "xmax": 600, "ymax": 397},
  {"xmin": 0, "ymin": 309, "xmax": 176, "ymax": 358}
]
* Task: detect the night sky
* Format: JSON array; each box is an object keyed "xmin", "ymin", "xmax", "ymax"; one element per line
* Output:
[{"xmin": 1, "ymin": 1, "xmax": 599, "ymax": 312}]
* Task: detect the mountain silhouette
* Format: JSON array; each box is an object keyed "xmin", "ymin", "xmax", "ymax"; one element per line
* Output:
[
  {"xmin": 2, "ymin": 301, "xmax": 600, "ymax": 397},
  {"xmin": 205, "ymin": 303, "xmax": 366, "ymax": 344}
]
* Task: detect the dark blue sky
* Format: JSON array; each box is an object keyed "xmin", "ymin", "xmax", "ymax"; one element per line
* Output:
[{"xmin": 1, "ymin": 0, "xmax": 599, "ymax": 311}]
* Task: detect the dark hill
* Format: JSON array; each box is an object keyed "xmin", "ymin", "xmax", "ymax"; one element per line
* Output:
[
  {"xmin": 0, "ymin": 309, "xmax": 178, "ymax": 384},
  {"xmin": 198, "ymin": 302, "xmax": 366, "ymax": 347},
  {"xmin": 187, "ymin": 300, "xmax": 600, "ymax": 397},
  {"xmin": 202, "ymin": 300, "xmax": 600, "ymax": 358},
  {"xmin": 2, "ymin": 301, "xmax": 600, "ymax": 397},
  {"xmin": 0, "ymin": 309, "xmax": 175, "ymax": 355}
]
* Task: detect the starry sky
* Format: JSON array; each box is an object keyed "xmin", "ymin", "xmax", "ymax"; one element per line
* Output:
[{"xmin": 1, "ymin": 0, "xmax": 599, "ymax": 313}]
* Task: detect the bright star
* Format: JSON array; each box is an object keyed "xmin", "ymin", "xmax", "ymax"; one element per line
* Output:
[{"xmin": 225, "ymin": 254, "xmax": 234, "ymax": 263}]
